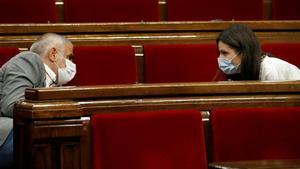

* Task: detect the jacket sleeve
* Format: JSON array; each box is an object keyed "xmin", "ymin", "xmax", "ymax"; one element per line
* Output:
[{"xmin": 0, "ymin": 52, "xmax": 46, "ymax": 117}]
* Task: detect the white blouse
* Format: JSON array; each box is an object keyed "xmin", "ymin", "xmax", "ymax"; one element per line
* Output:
[{"xmin": 260, "ymin": 55, "xmax": 300, "ymax": 81}]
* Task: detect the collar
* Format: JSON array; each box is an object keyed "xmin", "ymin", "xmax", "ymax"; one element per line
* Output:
[{"xmin": 44, "ymin": 64, "xmax": 57, "ymax": 87}]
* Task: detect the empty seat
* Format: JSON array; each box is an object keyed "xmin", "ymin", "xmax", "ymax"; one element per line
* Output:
[
  {"xmin": 0, "ymin": 47, "xmax": 19, "ymax": 66},
  {"xmin": 262, "ymin": 42, "xmax": 300, "ymax": 68},
  {"xmin": 211, "ymin": 107, "xmax": 300, "ymax": 162},
  {"xmin": 64, "ymin": 0, "xmax": 159, "ymax": 22},
  {"xmin": 91, "ymin": 109, "xmax": 208, "ymax": 169},
  {"xmin": 69, "ymin": 46, "xmax": 137, "ymax": 85},
  {"xmin": 0, "ymin": 0, "xmax": 57, "ymax": 23},
  {"xmin": 167, "ymin": 0, "xmax": 264, "ymax": 21},
  {"xmin": 272, "ymin": 0, "xmax": 300, "ymax": 20},
  {"xmin": 144, "ymin": 44, "xmax": 222, "ymax": 83}
]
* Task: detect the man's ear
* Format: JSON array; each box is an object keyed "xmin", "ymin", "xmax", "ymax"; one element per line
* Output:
[{"xmin": 48, "ymin": 48, "xmax": 57, "ymax": 62}]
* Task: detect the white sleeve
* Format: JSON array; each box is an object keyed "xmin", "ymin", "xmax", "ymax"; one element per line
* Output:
[{"xmin": 261, "ymin": 56, "xmax": 300, "ymax": 81}]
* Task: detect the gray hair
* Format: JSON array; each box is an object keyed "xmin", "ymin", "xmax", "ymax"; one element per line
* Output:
[{"xmin": 30, "ymin": 33, "xmax": 72, "ymax": 58}]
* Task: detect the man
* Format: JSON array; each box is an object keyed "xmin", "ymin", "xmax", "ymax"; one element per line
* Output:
[{"xmin": 0, "ymin": 33, "xmax": 76, "ymax": 168}]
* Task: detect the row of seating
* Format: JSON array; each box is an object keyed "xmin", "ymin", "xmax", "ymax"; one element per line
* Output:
[
  {"xmin": 211, "ymin": 107, "xmax": 300, "ymax": 161},
  {"xmin": 0, "ymin": 42, "xmax": 299, "ymax": 85},
  {"xmin": 0, "ymin": 0, "xmax": 299, "ymax": 23},
  {"xmin": 91, "ymin": 107, "xmax": 300, "ymax": 169}
]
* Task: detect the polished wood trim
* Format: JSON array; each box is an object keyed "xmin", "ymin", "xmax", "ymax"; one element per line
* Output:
[
  {"xmin": 78, "ymin": 94, "xmax": 300, "ymax": 115},
  {"xmin": 25, "ymin": 81, "xmax": 300, "ymax": 100},
  {"xmin": 209, "ymin": 159, "xmax": 300, "ymax": 169},
  {"xmin": 18, "ymin": 93, "xmax": 300, "ymax": 116},
  {"xmin": 19, "ymin": 81, "xmax": 300, "ymax": 117},
  {"xmin": 14, "ymin": 100, "xmax": 83, "ymax": 119},
  {"xmin": 0, "ymin": 21, "xmax": 299, "ymax": 48},
  {"xmin": 0, "ymin": 21, "xmax": 299, "ymax": 34}
]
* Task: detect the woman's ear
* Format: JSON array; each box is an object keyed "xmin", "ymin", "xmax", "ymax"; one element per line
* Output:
[{"xmin": 48, "ymin": 48, "xmax": 57, "ymax": 62}]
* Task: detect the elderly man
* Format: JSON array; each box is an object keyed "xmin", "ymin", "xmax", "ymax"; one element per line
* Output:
[{"xmin": 0, "ymin": 33, "xmax": 76, "ymax": 168}]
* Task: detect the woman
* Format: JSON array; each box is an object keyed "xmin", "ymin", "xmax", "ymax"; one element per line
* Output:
[{"xmin": 216, "ymin": 24, "xmax": 300, "ymax": 81}]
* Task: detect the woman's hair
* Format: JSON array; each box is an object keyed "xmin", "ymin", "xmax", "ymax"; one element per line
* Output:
[
  {"xmin": 30, "ymin": 33, "xmax": 72, "ymax": 58},
  {"xmin": 216, "ymin": 24, "xmax": 262, "ymax": 80}
]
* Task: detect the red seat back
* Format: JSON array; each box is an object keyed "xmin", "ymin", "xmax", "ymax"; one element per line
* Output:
[
  {"xmin": 92, "ymin": 109, "xmax": 208, "ymax": 169},
  {"xmin": 144, "ymin": 44, "xmax": 222, "ymax": 83},
  {"xmin": 70, "ymin": 46, "xmax": 137, "ymax": 85},
  {"xmin": 211, "ymin": 107, "xmax": 300, "ymax": 161},
  {"xmin": 0, "ymin": 0, "xmax": 57, "ymax": 23},
  {"xmin": 272, "ymin": 0, "xmax": 300, "ymax": 20},
  {"xmin": 0, "ymin": 47, "xmax": 19, "ymax": 66},
  {"xmin": 167, "ymin": 0, "xmax": 264, "ymax": 21},
  {"xmin": 64, "ymin": 0, "xmax": 159, "ymax": 22},
  {"xmin": 262, "ymin": 42, "xmax": 300, "ymax": 68}
]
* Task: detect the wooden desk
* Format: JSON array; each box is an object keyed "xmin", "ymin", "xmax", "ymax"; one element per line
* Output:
[
  {"xmin": 14, "ymin": 81, "xmax": 300, "ymax": 169},
  {"xmin": 209, "ymin": 159, "xmax": 300, "ymax": 169}
]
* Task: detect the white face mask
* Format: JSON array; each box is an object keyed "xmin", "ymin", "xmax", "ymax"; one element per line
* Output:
[
  {"xmin": 56, "ymin": 59, "xmax": 76, "ymax": 85},
  {"xmin": 218, "ymin": 57, "xmax": 240, "ymax": 75},
  {"xmin": 217, "ymin": 52, "xmax": 241, "ymax": 75}
]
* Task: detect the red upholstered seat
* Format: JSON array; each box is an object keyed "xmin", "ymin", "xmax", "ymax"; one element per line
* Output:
[
  {"xmin": 0, "ymin": 47, "xmax": 19, "ymax": 66},
  {"xmin": 272, "ymin": 0, "xmax": 300, "ymax": 20},
  {"xmin": 144, "ymin": 44, "xmax": 223, "ymax": 83},
  {"xmin": 262, "ymin": 42, "xmax": 300, "ymax": 68},
  {"xmin": 167, "ymin": 0, "xmax": 264, "ymax": 21},
  {"xmin": 69, "ymin": 46, "xmax": 137, "ymax": 85},
  {"xmin": 211, "ymin": 107, "xmax": 300, "ymax": 162},
  {"xmin": 91, "ymin": 109, "xmax": 208, "ymax": 169},
  {"xmin": 64, "ymin": 0, "xmax": 159, "ymax": 22},
  {"xmin": 0, "ymin": 0, "xmax": 57, "ymax": 23}
]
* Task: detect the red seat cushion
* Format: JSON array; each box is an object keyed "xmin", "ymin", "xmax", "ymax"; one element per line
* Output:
[
  {"xmin": 272, "ymin": 0, "xmax": 300, "ymax": 20},
  {"xmin": 262, "ymin": 42, "xmax": 300, "ymax": 68},
  {"xmin": 0, "ymin": 0, "xmax": 57, "ymax": 23},
  {"xmin": 64, "ymin": 0, "xmax": 159, "ymax": 22},
  {"xmin": 144, "ymin": 44, "xmax": 221, "ymax": 83},
  {"xmin": 211, "ymin": 107, "xmax": 300, "ymax": 161},
  {"xmin": 69, "ymin": 46, "xmax": 137, "ymax": 85},
  {"xmin": 92, "ymin": 109, "xmax": 207, "ymax": 169},
  {"xmin": 0, "ymin": 47, "xmax": 19, "ymax": 66},
  {"xmin": 167, "ymin": 0, "xmax": 263, "ymax": 21}
]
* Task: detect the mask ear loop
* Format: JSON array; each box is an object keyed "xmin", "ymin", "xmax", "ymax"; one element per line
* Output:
[
  {"xmin": 229, "ymin": 50, "xmax": 241, "ymax": 61},
  {"xmin": 232, "ymin": 51, "xmax": 241, "ymax": 69},
  {"xmin": 53, "ymin": 52, "xmax": 68, "ymax": 84}
]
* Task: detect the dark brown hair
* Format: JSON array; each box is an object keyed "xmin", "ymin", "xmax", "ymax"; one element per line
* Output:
[{"xmin": 216, "ymin": 24, "xmax": 262, "ymax": 80}]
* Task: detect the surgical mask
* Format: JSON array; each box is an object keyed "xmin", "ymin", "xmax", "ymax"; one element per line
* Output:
[
  {"xmin": 56, "ymin": 59, "xmax": 76, "ymax": 85},
  {"xmin": 217, "ymin": 53, "xmax": 240, "ymax": 75}
]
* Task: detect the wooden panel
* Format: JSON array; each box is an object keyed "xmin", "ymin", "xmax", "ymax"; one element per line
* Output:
[
  {"xmin": 14, "ymin": 116, "xmax": 90, "ymax": 169},
  {"xmin": 2, "ymin": 21, "xmax": 300, "ymax": 34},
  {"xmin": 25, "ymin": 81, "xmax": 300, "ymax": 100},
  {"xmin": 18, "ymin": 81, "xmax": 300, "ymax": 116},
  {"xmin": 61, "ymin": 142, "xmax": 81, "ymax": 169},
  {"xmin": 0, "ymin": 21, "xmax": 299, "ymax": 48},
  {"xmin": 32, "ymin": 144, "xmax": 52, "ymax": 169}
]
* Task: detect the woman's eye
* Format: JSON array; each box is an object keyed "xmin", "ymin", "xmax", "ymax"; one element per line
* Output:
[{"xmin": 221, "ymin": 51, "xmax": 227, "ymax": 55}]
